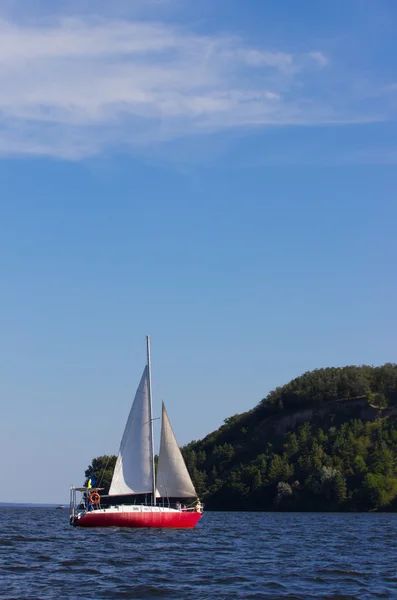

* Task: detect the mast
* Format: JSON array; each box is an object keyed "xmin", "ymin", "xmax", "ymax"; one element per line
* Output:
[{"xmin": 146, "ymin": 335, "xmax": 156, "ymax": 505}]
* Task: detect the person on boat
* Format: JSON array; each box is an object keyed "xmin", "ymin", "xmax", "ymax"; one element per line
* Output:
[
  {"xmin": 175, "ymin": 501, "xmax": 181, "ymax": 511},
  {"xmin": 182, "ymin": 504, "xmax": 187, "ymax": 512},
  {"xmin": 195, "ymin": 500, "xmax": 202, "ymax": 513}
]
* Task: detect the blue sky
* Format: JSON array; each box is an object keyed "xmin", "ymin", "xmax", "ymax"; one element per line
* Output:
[{"xmin": 0, "ymin": 0, "xmax": 396, "ymax": 503}]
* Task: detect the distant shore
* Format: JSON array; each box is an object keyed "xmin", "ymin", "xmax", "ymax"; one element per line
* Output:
[{"xmin": 0, "ymin": 502, "xmax": 65, "ymax": 508}]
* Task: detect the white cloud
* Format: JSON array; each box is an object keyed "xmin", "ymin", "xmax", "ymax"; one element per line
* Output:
[
  {"xmin": 0, "ymin": 15, "xmax": 385, "ymax": 159},
  {"xmin": 237, "ymin": 49, "xmax": 294, "ymax": 71},
  {"xmin": 307, "ymin": 51, "xmax": 329, "ymax": 67}
]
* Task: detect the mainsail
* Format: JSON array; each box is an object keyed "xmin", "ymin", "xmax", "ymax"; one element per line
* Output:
[
  {"xmin": 156, "ymin": 402, "xmax": 197, "ymax": 498},
  {"xmin": 109, "ymin": 366, "xmax": 154, "ymax": 496}
]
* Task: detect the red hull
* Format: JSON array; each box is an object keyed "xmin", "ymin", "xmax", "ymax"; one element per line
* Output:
[{"xmin": 74, "ymin": 510, "xmax": 202, "ymax": 528}]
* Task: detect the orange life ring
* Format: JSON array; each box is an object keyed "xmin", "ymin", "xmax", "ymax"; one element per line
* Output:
[{"xmin": 89, "ymin": 492, "xmax": 100, "ymax": 505}]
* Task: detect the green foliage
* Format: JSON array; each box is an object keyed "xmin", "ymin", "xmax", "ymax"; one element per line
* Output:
[
  {"xmin": 257, "ymin": 363, "xmax": 397, "ymax": 416},
  {"xmin": 84, "ymin": 455, "xmax": 117, "ymax": 495},
  {"xmin": 275, "ymin": 482, "xmax": 293, "ymax": 506},
  {"xmin": 183, "ymin": 363, "xmax": 397, "ymax": 512},
  {"xmin": 360, "ymin": 473, "xmax": 397, "ymax": 510}
]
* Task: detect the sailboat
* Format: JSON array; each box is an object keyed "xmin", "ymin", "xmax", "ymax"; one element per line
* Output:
[{"xmin": 69, "ymin": 336, "xmax": 203, "ymax": 528}]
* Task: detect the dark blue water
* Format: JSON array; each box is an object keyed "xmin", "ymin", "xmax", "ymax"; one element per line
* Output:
[{"xmin": 1, "ymin": 508, "xmax": 396, "ymax": 599}]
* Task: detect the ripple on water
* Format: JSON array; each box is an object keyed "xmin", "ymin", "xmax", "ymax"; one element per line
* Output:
[{"xmin": 1, "ymin": 509, "xmax": 397, "ymax": 600}]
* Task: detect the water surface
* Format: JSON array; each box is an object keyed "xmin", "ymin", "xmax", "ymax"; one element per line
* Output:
[{"xmin": 1, "ymin": 508, "xmax": 396, "ymax": 599}]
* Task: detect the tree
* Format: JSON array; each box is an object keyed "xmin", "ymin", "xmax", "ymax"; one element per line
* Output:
[
  {"xmin": 374, "ymin": 393, "xmax": 388, "ymax": 410},
  {"xmin": 284, "ymin": 432, "xmax": 299, "ymax": 457},
  {"xmin": 319, "ymin": 467, "xmax": 347, "ymax": 504},
  {"xmin": 267, "ymin": 454, "xmax": 284, "ymax": 483},
  {"xmin": 275, "ymin": 482, "xmax": 293, "ymax": 507},
  {"xmin": 360, "ymin": 473, "xmax": 397, "ymax": 510},
  {"xmin": 191, "ymin": 468, "xmax": 207, "ymax": 496},
  {"xmin": 85, "ymin": 455, "xmax": 117, "ymax": 494}
]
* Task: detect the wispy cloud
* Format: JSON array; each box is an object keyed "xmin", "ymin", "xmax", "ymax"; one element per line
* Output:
[
  {"xmin": 0, "ymin": 14, "xmax": 389, "ymax": 159},
  {"xmin": 307, "ymin": 51, "xmax": 329, "ymax": 67}
]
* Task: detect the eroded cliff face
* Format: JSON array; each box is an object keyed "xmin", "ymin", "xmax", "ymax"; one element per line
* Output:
[{"xmin": 252, "ymin": 398, "xmax": 397, "ymax": 444}]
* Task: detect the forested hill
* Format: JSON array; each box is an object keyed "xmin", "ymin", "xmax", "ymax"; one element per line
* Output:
[{"xmin": 182, "ymin": 363, "xmax": 397, "ymax": 512}]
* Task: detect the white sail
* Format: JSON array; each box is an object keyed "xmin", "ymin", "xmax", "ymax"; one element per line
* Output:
[
  {"xmin": 109, "ymin": 366, "xmax": 153, "ymax": 496},
  {"xmin": 156, "ymin": 402, "xmax": 197, "ymax": 498}
]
